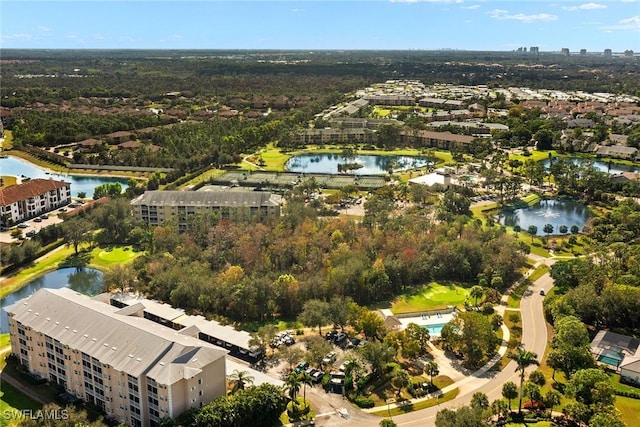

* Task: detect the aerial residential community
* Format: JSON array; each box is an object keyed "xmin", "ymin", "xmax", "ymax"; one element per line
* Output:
[{"xmin": 1, "ymin": 2, "xmax": 640, "ymax": 427}]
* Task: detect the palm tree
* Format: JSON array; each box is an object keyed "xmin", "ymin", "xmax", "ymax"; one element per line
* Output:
[
  {"xmin": 285, "ymin": 372, "xmax": 302, "ymax": 402},
  {"xmin": 228, "ymin": 369, "xmax": 254, "ymax": 394},
  {"xmin": 391, "ymin": 369, "xmax": 410, "ymax": 398},
  {"xmin": 470, "ymin": 285, "xmax": 484, "ymax": 307},
  {"xmin": 425, "ymin": 360, "xmax": 439, "ymax": 387},
  {"xmin": 298, "ymin": 371, "xmax": 313, "ymax": 408},
  {"xmin": 508, "ymin": 346, "xmax": 539, "ymax": 414},
  {"xmin": 502, "ymin": 381, "xmax": 518, "ymax": 411}
]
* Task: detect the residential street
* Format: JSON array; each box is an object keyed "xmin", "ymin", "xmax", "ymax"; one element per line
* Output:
[{"xmin": 343, "ymin": 256, "xmax": 556, "ymax": 427}]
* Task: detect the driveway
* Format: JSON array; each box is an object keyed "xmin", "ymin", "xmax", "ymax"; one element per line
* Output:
[{"xmin": 0, "ymin": 211, "xmax": 66, "ymax": 243}]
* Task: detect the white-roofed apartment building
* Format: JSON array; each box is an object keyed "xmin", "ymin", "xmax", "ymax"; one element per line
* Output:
[{"xmin": 5, "ymin": 288, "xmax": 228, "ymax": 427}]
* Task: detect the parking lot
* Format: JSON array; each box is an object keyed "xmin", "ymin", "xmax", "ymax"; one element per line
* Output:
[{"xmin": 0, "ymin": 208, "xmax": 70, "ymax": 244}]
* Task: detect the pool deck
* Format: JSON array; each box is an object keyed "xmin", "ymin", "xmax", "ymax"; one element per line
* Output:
[{"xmin": 380, "ymin": 308, "xmax": 456, "ymax": 334}]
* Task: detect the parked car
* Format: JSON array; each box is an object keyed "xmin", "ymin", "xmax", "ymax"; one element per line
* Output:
[
  {"xmin": 311, "ymin": 370, "xmax": 324, "ymax": 383},
  {"xmin": 17, "ymin": 223, "xmax": 29, "ymax": 229},
  {"xmin": 40, "ymin": 214, "xmax": 49, "ymax": 219},
  {"xmin": 26, "ymin": 230, "xmax": 36, "ymax": 237},
  {"xmin": 322, "ymin": 351, "xmax": 337, "ymax": 365},
  {"xmin": 33, "ymin": 217, "xmax": 42, "ymax": 223},
  {"xmin": 539, "ymin": 289, "xmax": 545, "ymax": 296},
  {"xmin": 295, "ymin": 361, "xmax": 309, "ymax": 373}
]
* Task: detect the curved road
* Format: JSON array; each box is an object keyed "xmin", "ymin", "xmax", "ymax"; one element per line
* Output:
[
  {"xmin": 393, "ymin": 263, "xmax": 555, "ymax": 426},
  {"xmin": 343, "ymin": 257, "xmax": 555, "ymax": 427}
]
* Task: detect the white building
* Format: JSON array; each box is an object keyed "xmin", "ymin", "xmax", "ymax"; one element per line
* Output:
[{"xmin": 0, "ymin": 178, "xmax": 71, "ymax": 228}]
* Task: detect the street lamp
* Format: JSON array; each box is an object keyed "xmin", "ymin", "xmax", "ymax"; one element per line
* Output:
[{"xmin": 386, "ymin": 397, "xmax": 395, "ymax": 420}]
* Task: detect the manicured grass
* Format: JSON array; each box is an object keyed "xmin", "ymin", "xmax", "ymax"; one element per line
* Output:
[
  {"xmin": 0, "ymin": 245, "xmax": 74, "ymax": 299},
  {"xmin": 0, "ymin": 176, "xmax": 18, "ymax": 188},
  {"xmin": 528, "ymin": 265, "xmax": 550, "ymax": 283},
  {"xmin": 509, "ymin": 150, "xmax": 558, "ymax": 163},
  {"xmin": 371, "ymin": 388, "xmax": 459, "ymax": 416},
  {"xmin": 177, "ymin": 168, "xmax": 226, "ymax": 189},
  {"xmin": 391, "ymin": 283, "xmax": 470, "ymax": 314},
  {"xmin": 89, "ymin": 246, "xmax": 140, "ymax": 269},
  {"xmin": 470, "ymin": 202, "xmax": 499, "ymax": 224},
  {"xmin": 507, "ymin": 281, "xmax": 530, "ymax": 309},
  {"xmin": 0, "ymin": 334, "xmax": 10, "ymax": 349},
  {"xmin": 520, "ymin": 193, "xmax": 541, "ymax": 206},
  {"xmin": 1, "ymin": 244, "xmax": 141, "ymax": 300},
  {"xmin": 609, "ymin": 373, "xmax": 640, "ymax": 394},
  {"xmin": 0, "ymin": 381, "xmax": 42, "ymax": 425},
  {"xmin": 616, "ymin": 395, "xmax": 640, "ymax": 427},
  {"xmin": 1, "ymin": 130, "xmax": 14, "ymax": 149}
]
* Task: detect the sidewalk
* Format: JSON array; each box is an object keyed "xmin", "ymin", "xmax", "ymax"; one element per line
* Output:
[{"xmin": 362, "ymin": 322, "xmax": 511, "ymax": 413}]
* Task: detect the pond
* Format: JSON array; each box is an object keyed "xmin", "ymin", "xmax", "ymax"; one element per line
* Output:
[
  {"xmin": 0, "ymin": 267, "xmax": 104, "ymax": 333},
  {"xmin": 496, "ymin": 199, "xmax": 590, "ymax": 234},
  {"xmin": 543, "ymin": 157, "xmax": 639, "ymax": 175},
  {"xmin": 285, "ymin": 153, "xmax": 433, "ymax": 175},
  {"xmin": 0, "ymin": 156, "xmax": 129, "ymax": 197}
]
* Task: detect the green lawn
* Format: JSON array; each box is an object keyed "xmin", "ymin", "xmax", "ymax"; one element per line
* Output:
[
  {"xmin": 1, "ymin": 130, "xmax": 14, "ymax": 150},
  {"xmin": 509, "ymin": 150, "xmax": 558, "ymax": 163},
  {"xmin": 0, "ymin": 334, "xmax": 10, "ymax": 349},
  {"xmin": 391, "ymin": 283, "xmax": 470, "ymax": 314},
  {"xmin": 0, "ymin": 381, "xmax": 42, "ymax": 426},
  {"xmin": 89, "ymin": 246, "xmax": 141, "ymax": 269},
  {"xmin": 371, "ymin": 388, "xmax": 459, "ymax": 416},
  {"xmin": 616, "ymin": 395, "xmax": 640, "ymax": 427},
  {"xmin": 0, "ymin": 244, "xmax": 74, "ymax": 299},
  {"xmin": 1, "ymin": 244, "xmax": 142, "ymax": 300}
]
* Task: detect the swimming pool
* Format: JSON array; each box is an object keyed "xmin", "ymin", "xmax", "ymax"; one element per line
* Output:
[
  {"xmin": 421, "ymin": 323, "xmax": 446, "ymax": 336},
  {"xmin": 598, "ymin": 349, "xmax": 623, "ymax": 367}
]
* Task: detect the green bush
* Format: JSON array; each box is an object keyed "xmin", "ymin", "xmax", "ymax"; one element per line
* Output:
[{"xmin": 353, "ymin": 396, "xmax": 375, "ymax": 408}]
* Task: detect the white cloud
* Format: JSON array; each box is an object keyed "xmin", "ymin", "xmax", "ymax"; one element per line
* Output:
[
  {"xmin": 488, "ymin": 9, "xmax": 558, "ymax": 23},
  {"xmin": 291, "ymin": 8, "xmax": 303, "ymax": 13},
  {"xmin": 462, "ymin": 4, "xmax": 480, "ymax": 10},
  {"xmin": 2, "ymin": 33, "xmax": 33, "ymax": 41},
  {"xmin": 602, "ymin": 15, "xmax": 640, "ymax": 31},
  {"xmin": 36, "ymin": 26, "xmax": 51, "ymax": 32},
  {"xmin": 563, "ymin": 3, "xmax": 607, "ymax": 11}
]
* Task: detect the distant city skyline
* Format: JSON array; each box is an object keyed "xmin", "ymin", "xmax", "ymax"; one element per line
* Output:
[{"xmin": 1, "ymin": 1, "xmax": 639, "ymax": 51}]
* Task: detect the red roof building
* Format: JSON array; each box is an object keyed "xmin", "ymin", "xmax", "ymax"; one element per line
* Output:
[{"xmin": 0, "ymin": 178, "xmax": 71, "ymax": 228}]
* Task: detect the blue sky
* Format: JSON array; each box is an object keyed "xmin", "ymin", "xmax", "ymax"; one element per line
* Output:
[{"xmin": 1, "ymin": 1, "xmax": 638, "ymax": 51}]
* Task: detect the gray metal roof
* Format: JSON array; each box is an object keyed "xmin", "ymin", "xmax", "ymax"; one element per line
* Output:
[
  {"xmin": 131, "ymin": 190, "xmax": 281, "ymax": 208},
  {"xmin": 110, "ymin": 293, "xmax": 255, "ymax": 351},
  {"xmin": 5, "ymin": 288, "xmax": 227, "ymax": 384}
]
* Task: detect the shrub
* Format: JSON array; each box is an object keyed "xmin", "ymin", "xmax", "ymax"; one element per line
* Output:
[{"xmin": 353, "ymin": 396, "xmax": 375, "ymax": 408}]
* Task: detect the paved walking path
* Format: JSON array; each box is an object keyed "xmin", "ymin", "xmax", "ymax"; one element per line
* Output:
[
  {"xmin": 361, "ymin": 251, "xmax": 553, "ymax": 417},
  {"xmin": 362, "ymin": 321, "xmax": 511, "ymax": 413}
]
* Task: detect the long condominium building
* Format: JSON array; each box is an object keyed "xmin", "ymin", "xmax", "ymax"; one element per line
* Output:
[
  {"xmin": 131, "ymin": 190, "xmax": 282, "ymax": 229},
  {"xmin": 0, "ymin": 178, "xmax": 71, "ymax": 228},
  {"xmin": 5, "ymin": 288, "xmax": 228, "ymax": 427}
]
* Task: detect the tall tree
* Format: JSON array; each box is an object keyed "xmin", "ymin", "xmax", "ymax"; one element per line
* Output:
[
  {"xmin": 298, "ymin": 299, "xmax": 330, "ymax": 335},
  {"xmin": 508, "ymin": 346, "xmax": 539, "ymax": 414},
  {"xmin": 228, "ymin": 369, "xmax": 254, "ymax": 394},
  {"xmin": 61, "ymin": 217, "xmax": 92, "ymax": 255},
  {"xmin": 425, "ymin": 360, "xmax": 439, "ymax": 387},
  {"xmin": 502, "ymin": 381, "xmax": 518, "ymax": 410}
]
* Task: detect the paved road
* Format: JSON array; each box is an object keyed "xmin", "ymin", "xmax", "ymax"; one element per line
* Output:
[{"xmin": 345, "ymin": 258, "xmax": 556, "ymax": 427}]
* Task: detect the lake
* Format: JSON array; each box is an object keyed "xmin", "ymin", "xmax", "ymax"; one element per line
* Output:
[
  {"xmin": 0, "ymin": 267, "xmax": 104, "ymax": 333},
  {"xmin": 496, "ymin": 199, "xmax": 590, "ymax": 233},
  {"xmin": 544, "ymin": 157, "xmax": 639, "ymax": 175},
  {"xmin": 285, "ymin": 153, "xmax": 433, "ymax": 175},
  {"xmin": 0, "ymin": 156, "xmax": 129, "ymax": 197}
]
